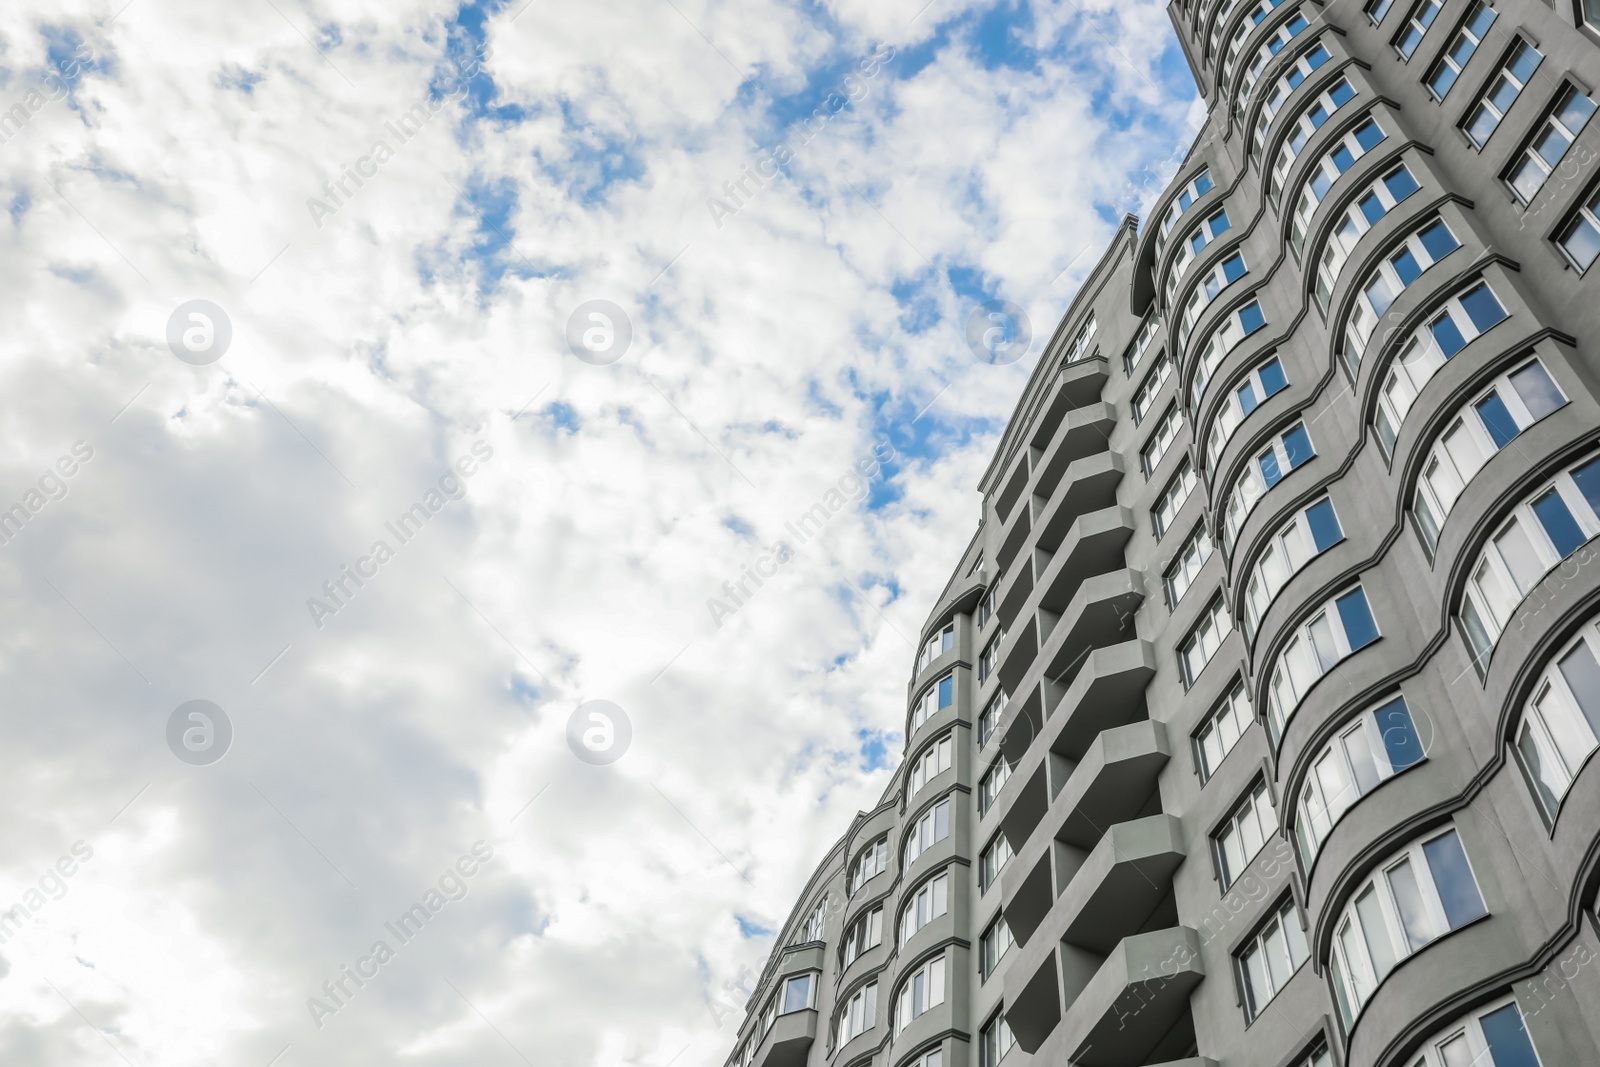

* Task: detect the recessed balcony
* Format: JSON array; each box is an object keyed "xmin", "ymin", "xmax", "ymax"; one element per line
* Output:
[{"xmin": 1032, "ymin": 402, "xmax": 1118, "ymax": 499}]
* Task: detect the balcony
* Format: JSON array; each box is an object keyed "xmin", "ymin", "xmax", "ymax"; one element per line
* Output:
[
  {"xmin": 1031, "ymin": 402, "xmax": 1118, "ymax": 500},
  {"xmin": 1000, "ymin": 505, "xmax": 1136, "ymax": 631},
  {"xmin": 753, "ymin": 1009, "xmax": 816, "ymax": 1067},
  {"xmin": 999, "ymin": 451, "xmax": 1126, "ymax": 573},
  {"xmin": 1057, "ymin": 927, "xmax": 1203, "ymax": 1065},
  {"xmin": 1000, "ymin": 569, "xmax": 1144, "ymax": 697}
]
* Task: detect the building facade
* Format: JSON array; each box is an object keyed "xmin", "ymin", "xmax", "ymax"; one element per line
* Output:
[{"xmin": 725, "ymin": 2, "xmax": 1600, "ymax": 1066}]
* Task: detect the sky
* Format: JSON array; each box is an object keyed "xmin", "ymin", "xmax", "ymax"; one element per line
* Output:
[{"xmin": 0, "ymin": 1, "xmax": 1201, "ymax": 1064}]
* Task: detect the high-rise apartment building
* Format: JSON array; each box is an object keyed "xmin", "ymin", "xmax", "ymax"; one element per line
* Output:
[{"xmin": 725, "ymin": 3, "xmax": 1600, "ymax": 1066}]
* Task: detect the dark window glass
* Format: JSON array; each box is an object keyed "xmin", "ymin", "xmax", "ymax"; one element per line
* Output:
[
  {"xmin": 1478, "ymin": 1004, "xmax": 1542, "ymax": 1067},
  {"xmin": 1418, "ymin": 220, "xmax": 1459, "ymax": 261},
  {"xmin": 1421, "ymin": 831, "xmax": 1487, "ymax": 928},
  {"xmin": 1384, "ymin": 166, "xmax": 1420, "ymax": 201},
  {"xmin": 1259, "ymin": 358, "xmax": 1287, "ymax": 396},
  {"xmin": 1558, "ymin": 640, "xmax": 1600, "ymax": 739},
  {"xmin": 1431, "ymin": 312, "xmax": 1467, "ymax": 358},
  {"xmin": 1306, "ymin": 498, "xmax": 1344, "ymax": 550},
  {"xmin": 1337, "ymin": 588, "xmax": 1380, "ymax": 649},
  {"xmin": 1474, "ymin": 393, "xmax": 1521, "ymax": 448},
  {"xmin": 1531, "ymin": 489, "xmax": 1587, "ymax": 557},
  {"xmin": 1569, "ymin": 457, "xmax": 1600, "ymax": 518},
  {"xmin": 1239, "ymin": 302, "xmax": 1266, "ymax": 334},
  {"xmin": 1509, "ymin": 361, "xmax": 1564, "ymax": 419},
  {"xmin": 1282, "ymin": 425, "xmax": 1314, "ymax": 468},
  {"xmin": 1260, "ymin": 448, "xmax": 1283, "ymax": 487},
  {"xmin": 1391, "ymin": 247, "xmax": 1422, "ymax": 285},
  {"xmin": 1460, "ymin": 285, "xmax": 1506, "ymax": 331},
  {"xmin": 1375, "ymin": 697, "xmax": 1425, "ymax": 770},
  {"xmin": 1359, "ymin": 192, "xmax": 1386, "ymax": 225}
]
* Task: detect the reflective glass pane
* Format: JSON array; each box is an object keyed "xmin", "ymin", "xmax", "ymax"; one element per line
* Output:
[
  {"xmin": 1509, "ymin": 361, "xmax": 1564, "ymax": 419},
  {"xmin": 1474, "ymin": 392, "xmax": 1521, "ymax": 448},
  {"xmin": 1530, "ymin": 489, "xmax": 1587, "ymax": 557},
  {"xmin": 1421, "ymin": 830, "xmax": 1488, "ymax": 928},
  {"xmin": 1387, "ymin": 858, "xmax": 1435, "ymax": 949},
  {"xmin": 1479, "ymin": 1002, "xmax": 1542, "ymax": 1067}
]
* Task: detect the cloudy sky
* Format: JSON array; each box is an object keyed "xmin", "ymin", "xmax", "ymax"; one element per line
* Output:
[{"xmin": 0, "ymin": 1, "xmax": 1200, "ymax": 1063}]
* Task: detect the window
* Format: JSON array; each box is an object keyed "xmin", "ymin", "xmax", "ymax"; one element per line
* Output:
[
  {"xmin": 1065, "ymin": 313, "xmax": 1099, "ymax": 363},
  {"xmin": 980, "ymin": 832, "xmax": 1013, "ymax": 892},
  {"xmin": 781, "ymin": 973, "xmax": 817, "ymax": 1014},
  {"xmin": 842, "ymin": 907, "xmax": 884, "ymax": 967},
  {"xmin": 979, "ymin": 914, "xmax": 1013, "ymax": 978},
  {"xmin": 1177, "ymin": 251, "xmax": 1248, "ymax": 349},
  {"xmin": 1216, "ymin": 779, "xmax": 1276, "ymax": 887},
  {"xmin": 1464, "ymin": 39, "xmax": 1541, "ymax": 147},
  {"xmin": 1290, "ymin": 116, "xmax": 1388, "ymax": 254},
  {"xmin": 979, "ymin": 755, "xmax": 1012, "ymax": 813},
  {"xmin": 1196, "ymin": 678, "xmax": 1253, "ymax": 780},
  {"xmin": 1165, "ymin": 207, "xmax": 1235, "ymax": 303},
  {"xmin": 1366, "ymin": 0, "xmax": 1394, "ymax": 23},
  {"xmin": 1131, "ymin": 352, "xmax": 1174, "ymax": 424},
  {"xmin": 1558, "ymin": 182, "xmax": 1600, "ymax": 273},
  {"xmin": 1236, "ymin": 7, "xmax": 1313, "ymax": 112},
  {"xmin": 1296, "ymin": 696, "xmax": 1426, "ymax": 861},
  {"xmin": 1342, "ymin": 217, "xmax": 1461, "ymax": 364},
  {"xmin": 1202, "ymin": 356, "xmax": 1289, "ymax": 474},
  {"xmin": 900, "ymin": 870, "xmax": 950, "ymax": 945},
  {"xmin": 917, "ymin": 624, "xmax": 954, "ymax": 673},
  {"xmin": 978, "ymin": 1010, "xmax": 1015, "ymax": 1067},
  {"xmin": 904, "ymin": 798, "xmax": 952, "ymax": 867},
  {"xmin": 1330, "ymin": 826, "xmax": 1487, "ymax": 1025},
  {"xmin": 907, "ymin": 734, "xmax": 954, "ymax": 803},
  {"xmin": 1268, "ymin": 78, "xmax": 1359, "ymax": 202},
  {"xmin": 1268, "ymin": 585, "xmax": 1381, "ymax": 738},
  {"xmin": 1190, "ymin": 299, "xmax": 1268, "ymax": 408},
  {"xmin": 1410, "ymin": 997, "xmax": 1544, "ymax": 1067},
  {"xmin": 1313, "ymin": 163, "xmax": 1422, "ymax": 314},
  {"xmin": 979, "ymin": 689, "xmax": 1007, "ymax": 748},
  {"xmin": 911, "ymin": 674, "xmax": 956, "ymax": 734},
  {"xmin": 1412, "ymin": 358, "xmax": 1567, "ymax": 550},
  {"xmin": 1394, "ymin": 0, "xmax": 1443, "ymax": 61},
  {"xmin": 1181, "ymin": 594, "xmax": 1235, "ymax": 687},
  {"xmin": 1373, "ymin": 282, "xmax": 1508, "ymax": 450},
  {"xmin": 1507, "ymin": 85, "xmax": 1598, "ymax": 204},
  {"xmin": 1156, "ymin": 168, "xmax": 1217, "ymax": 251},
  {"xmin": 1244, "ymin": 497, "xmax": 1344, "ymax": 639},
  {"xmin": 848, "ymin": 836, "xmax": 888, "ymax": 895},
  {"xmin": 799, "ymin": 898, "xmax": 827, "ymax": 943},
  {"xmin": 1222, "ymin": 422, "xmax": 1317, "ymax": 550},
  {"xmin": 1154, "ymin": 458, "xmax": 1199, "ymax": 539},
  {"xmin": 837, "ymin": 980, "xmax": 878, "ymax": 1043},
  {"xmin": 1239, "ymin": 897, "xmax": 1309, "ymax": 1018},
  {"xmin": 1517, "ymin": 621, "xmax": 1600, "ymax": 819},
  {"xmin": 1460, "ymin": 456, "xmax": 1600, "ymax": 671},
  {"xmin": 1424, "ymin": 1, "xmax": 1494, "ymax": 99},
  {"xmin": 1250, "ymin": 39, "xmax": 1334, "ymax": 160},
  {"xmin": 978, "ymin": 579, "xmax": 998, "ymax": 628},
  {"xmin": 979, "ymin": 632, "xmax": 1004, "ymax": 682},
  {"xmin": 1125, "ymin": 316, "xmax": 1159, "ymax": 375},
  {"xmin": 911, "ymin": 1049, "xmax": 943, "ymax": 1067},
  {"xmin": 1221, "ymin": 0, "xmax": 1293, "ymax": 85},
  {"xmin": 1165, "ymin": 523, "xmax": 1216, "ymax": 607},
  {"xmin": 895, "ymin": 955, "xmax": 946, "ymax": 1032},
  {"xmin": 1141, "ymin": 405, "xmax": 1183, "ymax": 477}
]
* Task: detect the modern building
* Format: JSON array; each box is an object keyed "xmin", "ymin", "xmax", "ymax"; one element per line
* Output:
[{"xmin": 724, "ymin": 3, "xmax": 1600, "ymax": 1066}]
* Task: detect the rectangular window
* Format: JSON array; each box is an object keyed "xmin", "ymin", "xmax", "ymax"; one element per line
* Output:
[
  {"xmin": 1124, "ymin": 316, "xmax": 1159, "ymax": 375},
  {"xmin": 1180, "ymin": 594, "xmax": 1235, "ymax": 688},
  {"xmin": 1269, "ymin": 78, "xmax": 1359, "ymax": 202},
  {"xmin": 1065, "ymin": 312, "xmax": 1099, "ymax": 363},
  {"xmin": 895, "ymin": 955, "xmax": 946, "ymax": 1032},
  {"xmin": 978, "ymin": 579, "xmax": 998, "ymax": 628},
  {"xmin": 979, "ymin": 914, "xmax": 1013, "ymax": 978},
  {"xmin": 1394, "ymin": 0, "xmax": 1443, "ymax": 60},
  {"xmin": 1517, "ymin": 625, "xmax": 1600, "ymax": 818},
  {"xmin": 1131, "ymin": 352, "xmax": 1173, "ymax": 424},
  {"xmin": 904, "ymin": 798, "xmax": 952, "ymax": 867},
  {"xmin": 781, "ymin": 973, "xmax": 816, "ymax": 1014},
  {"xmin": 1464, "ymin": 39, "xmax": 1542, "ymax": 147},
  {"xmin": 1239, "ymin": 896, "xmax": 1310, "ymax": 1018},
  {"xmin": 1156, "ymin": 168, "xmax": 1217, "ymax": 249},
  {"xmin": 1373, "ymin": 282, "xmax": 1508, "ymax": 448},
  {"xmin": 1425, "ymin": 1, "xmax": 1494, "ymax": 99},
  {"xmin": 979, "ymin": 756, "xmax": 1012, "ymax": 813},
  {"xmin": 911, "ymin": 673, "xmax": 956, "ymax": 734},
  {"xmin": 1507, "ymin": 85, "xmax": 1598, "ymax": 204},
  {"xmin": 1141, "ymin": 404, "xmax": 1183, "ymax": 477},
  {"xmin": 980, "ymin": 832, "xmax": 1013, "ymax": 892},
  {"xmin": 1251, "ymin": 37, "xmax": 1334, "ymax": 160},
  {"xmin": 1268, "ymin": 585, "xmax": 1381, "ymax": 738},
  {"xmin": 1296, "ymin": 695, "xmax": 1425, "ymax": 862},
  {"xmin": 1165, "ymin": 523, "xmax": 1216, "ymax": 608},
  {"xmin": 1196, "ymin": 677, "xmax": 1252, "ymax": 780},
  {"xmin": 899, "ymin": 870, "xmax": 950, "ymax": 945},
  {"xmin": 1366, "ymin": 0, "xmax": 1394, "ymax": 23},
  {"xmin": 1154, "ymin": 458, "xmax": 1199, "ymax": 539},
  {"xmin": 1558, "ymin": 183, "xmax": 1600, "ymax": 273},
  {"xmin": 1244, "ymin": 496, "xmax": 1345, "ymax": 639},
  {"xmin": 979, "ymin": 1010, "xmax": 1015, "ymax": 1067},
  {"xmin": 1417, "ymin": 998, "xmax": 1544, "ymax": 1067},
  {"xmin": 1216, "ymin": 779, "xmax": 1276, "ymax": 887},
  {"xmin": 799, "ymin": 898, "xmax": 828, "ymax": 943},
  {"xmin": 980, "ymin": 631, "xmax": 1004, "ymax": 683}
]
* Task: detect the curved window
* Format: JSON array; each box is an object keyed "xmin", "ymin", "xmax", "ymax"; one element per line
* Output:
[
  {"xmin": 979, "ymin": 754, "xmax": 1012, "ymax": 813},
  {"xmin": 1268, "ymin": 77, "xmax": 1358, "ymax": 201},
  {"xmin": 1165, "ymin": 522, "xmax": 1216, "ymax": 607},
  {"xmin": 1178, "ymin": 251, "xmax": 1248, "ymax": 349},
  {"xmin": 1464, "ymin": 39, "xmax": 1542, "ymax": 148},
  {"xmin": 1221, "ymin": 0, "xmax": 1291, "ymax": 85},
  {"xmin": 842, "ymin": 907, "xmax": 884, "ymax": 966},
  {"xmin": 1425, "ymin": 1, "xmax": 1494, "ymax": 100},
  {"xmin": 1507, "ymin": 85, "xmax": 1598, "ymax": 204},
  {"xmin": 1295, "ymin": 695, "xmax": 1425, "ymax": 862},
  {"xmin": 1267, "ymin": 585, "xmax": 1380, "ymax": 739},
  {"xmin": 1291, "ymin": 116, "xmax": 1388, "ymax": 254},
  {"xmin": 1330, "ymin": 826, "xmax": 1487, "ymax": 1026},
  {"xmin": 1235, "ymin": 7, "xmax": 1312, "ymax": 114},
  {"xmin": 1196, "ymin": 677, "xmax": 1252, "ymax": 780},
  {"xmin": 1394, "ymin": 0, "xmax": 1444, "ymax": 61},
  {"xmin": 1191, "ymin": 299, "xmax": 1267, "ymax": 408},
  {"xmin": 1343, "ymin": 218, "xmax": 1461, "ymax": 364},
  {"xmin": 906, "ymin": 733, "xmax": 953, "ymax": 804},
  {"xmin": 1516, "ymin": 621, "xmax": 1600, "ymax": 819},
  {"xmin": 1244, "ymin": 496, "xmax": 1344, "ymax": 639},
  {"xmin": 1239, "ymin": 896, "xmax": 1309, "ymax": 1018},
  {"xmin": 903, "ymin": 798, "xmax": 951, "ymax": 867},
  {"xmin": 1412, "ymin": 358, "xmax": 1567, "ymax": 550},
  {"xmin": 1166, "ymin": 207, "xmax": 1235, "ymax": 305},
  {"xmin": 911, "ymin": 673, "xmax": 955, "ymax": 734},
  {"xmin": 1132, "ymin": 352, "xmax": 1174, "ymax": 424},
  {"xmin": 1373, "ymin": 282, "xmax": 1508, "ymax": 452},
  {"xmin": 917, "ymin": 624, "xmax": 954, "ymax": 673},
  {"xmin": 798, "ymin": 897, "xmax": 828, "ymax": 943},
  {"xmin": 837, "ymin": 980, "xmax": 878, "ymax": 1043},
  {"xmin": 1203, "ymin": 355, "xmax": 1288, "ymax": 474},
  {"xmin": 1222, "ymin": 422, "xmax": 1315, "ymax": 551},
  {"xmin": 894, "ymin": 954, "xmax": 946, "ymax": 1032},
  {"xmin": 1460, "ymin": 456, "xmax": 1600, "ymax": 672},
  {"xmin": 1215, "ymin": 778, "xmax": 1276, "ymax": 886},
  {"xmin": 848, "ymin": 835, "xmax": 889, "ymax": 894},
  {"xmin": 900, "ymin": 869, "xmax": 950, "ymax": 945},
  {"xmin": 1181, "ymin": 594, "xmax": 1235, "ymax": 687},
  {"xmin": 1408, "ymin": 996, "xmax": 1544, "ymax": 1067},
  {"xmin": 1156, "ymin": 169, "xmax": 1216, "ymax": 253},
  {"xmin": 1313, "ymin": 163, "xmax": 1421, "ymax": 313},
  {"xmin": 1251, "ymin": 39, "xmax": 1333, "ymax": 161},
  {"xmin": 1206, "ymin": 0, "xmax": 1247, "ymax": 64}
]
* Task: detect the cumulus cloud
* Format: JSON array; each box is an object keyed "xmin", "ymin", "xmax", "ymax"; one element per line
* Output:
[{"xmin": 0, "ymin": 0, "xmax": 1194, "ymax": 1063}]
